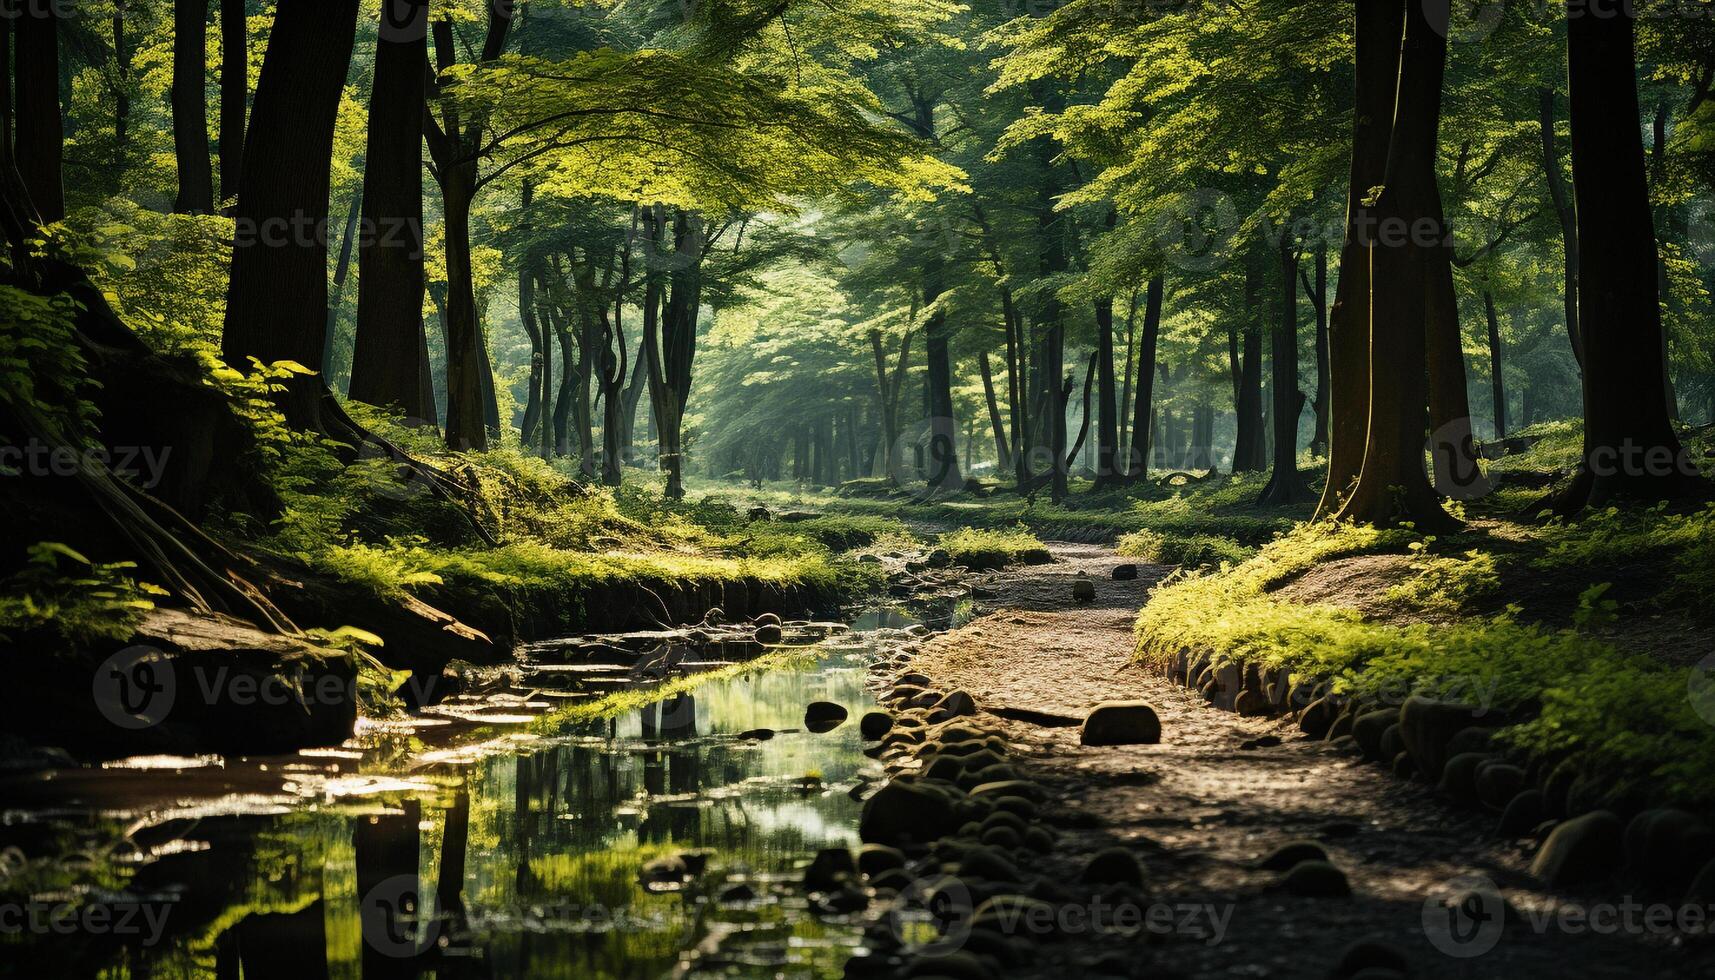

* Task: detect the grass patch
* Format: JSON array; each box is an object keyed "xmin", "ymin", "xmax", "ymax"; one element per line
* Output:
[
  {"xmin": 937, "ymin": 526, "xmax": 1052, "ymax": 570},
  {"xmin": 1115, "ymin": 528, "xmax": 1256, "ymax": 568}
]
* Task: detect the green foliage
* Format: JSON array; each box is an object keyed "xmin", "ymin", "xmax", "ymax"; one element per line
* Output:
[
  {"xmin": 0, "ymin": 287, "xmax": 97, "ymax": 446},
  {"xmin": 1381, "ymin": 549, "xmax": 1501, "ymax": 617},
  {"xmin": 0, "ymin": 543, "xmax": 166, "ymax": 646},
  {"xmin": 937, "ymin": 526, "xmax": 1051, "ymax": 570},
  {"xmin": 1115, "ymin": 528, "xmax": 1253, "ymax": 568}
]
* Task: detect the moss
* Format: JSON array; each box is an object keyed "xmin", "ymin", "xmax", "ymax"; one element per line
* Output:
[
  {"xmin": 1115, "ymin": 528, "xmax": 1255, "ymax": 568},
  {"xmin": 937, "ymin": 526, "xmax": 1051, "ymax": 569}
]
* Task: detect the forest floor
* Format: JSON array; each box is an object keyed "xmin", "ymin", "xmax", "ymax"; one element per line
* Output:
[{"xmin": 890, "ymin": 541, "xmax": 1715, "ymax": 978}]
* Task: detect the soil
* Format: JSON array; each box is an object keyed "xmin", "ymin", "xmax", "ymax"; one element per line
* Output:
[{"xmin": 894, "ymin": 542, "xmax": 1715, "ymax": 979}]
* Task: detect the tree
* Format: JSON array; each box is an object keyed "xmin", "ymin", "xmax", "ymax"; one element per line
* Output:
[
  {"xmin": 350, "ymin": 0, "xmax": 436, "ymax": 423},
  {"xmin": 1554, "ymin": 0, "xmax": 1697, "ymax": 509},
  {"xmin": 14, "ymin": 0, "xmax": 64, "ymax": 222},
  {"xmin": 172, "ymin": 0, "xmax": 214, "ymax": 213},
  {"xmin": 1259, "ymin": 232, "xmax": 1311, "ymax": 504},
  {"xmin": 218, "ymin": 0, "xmax": 247, "ymax": 201}
]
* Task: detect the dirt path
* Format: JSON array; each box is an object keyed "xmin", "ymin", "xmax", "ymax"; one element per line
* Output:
[{"xmin": 903, "ymin": 542, "xmax": 1711, "ymax": 979}]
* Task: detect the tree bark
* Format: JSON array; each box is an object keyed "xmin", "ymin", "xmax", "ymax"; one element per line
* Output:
[
  {"xmin": 1558, "ymin": 0, "xmax": 1695, "ymax": 508},
  {"xmin": 1539, "ymin": 87, "xmax": 1584, "ymax": 370},
  {"xmin": 1332, "ymin": 0, "xmax": 1454, "ymax": 530},
  {"xmin": 923, "ymin": 256, "xmax": 963, "ymax": 493},
  {"xmin": 1127, "ymin": 275, "xmax": 1164, "ymax": 479},
  {"xmin": 349, "ymin": 0, "xmax": 432, "ymax": 421},
  {"xmin": 1307, "ymin": 244, "xmax": 1331, "ymax": 456},
  {"xmin": 1316, "ymin": 0, "xmax": 1402, "ymax": 519},
  {"xmin": 173, "ymin": 0, "xmax": 215, "ymax": 214},
  {"xmin": 321, "ymin": 191, "xmax": 362, "ymax": 387},
  {"xmin": 221, "ymin": 0, "xmax": 361, "ymax": 431},
  {"xmin": 14, "ymin": 2, "xmax": 64, "ymax": 222},
  {"xmin": 1259, "ymin": 235, "xmax": 1311, "ymax": 504},
  {"xmin": 1233, "ymin": 249, "xmax": 1267, "ymax": 473},
  {"xmin": 1092, "ymin": 293, "xmax": 1120, "ymax": 489},
  {"xmin": 979, "ymin": 350, "xmax": 1010, "ymax": 472},
  {"xmin": 1483, "ymin": 290, "xmax": 1507, "ymax": 439},
  {"xmin": 218, "ymin": 0, "xmax": 246, "ymax": 202}
]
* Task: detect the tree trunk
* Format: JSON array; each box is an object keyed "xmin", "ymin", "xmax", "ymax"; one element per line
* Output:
[
  {"xmin": 1117, "ymin": 287, "xmax": 1139, "ymax": 465},
  {"xmin": 537, "ymin": 271, "xmax": 552, "ymax": 458},
  {"xmin": 14, "ymin": 3, "xmax": 64, "ymax": 222},
  {"xmin": 349, "ymin": 1, "xmax": 432, "ymax": 422},
  {"xmin": 1233, "ymin": 250, "xmax": 1267, "ymax": 473},
  {"xmin": 923, "ymin": 264, "xmax": 963, "ymax": 493},
  {"xmin": 218, "ymin": 0, "xmax": 247, "ymax": 202},
  {"xmin": 979, "ymin": 350, "xmax": 1010, "ymax": 471},
  {"xmin": 173, "ymin": 0, "xmax": 214, "ymax": 214},
  {"xmin": 1558, "ymin": 0, "xmax": 1695, "ymax": 508},
  {"xmin": 1332, "ymin": 0, "xmax": 1453, "ymax": 530},
  {"xmin": 1092, "ymin": 293, "xmax": 1120, "ymax": 489},
  {"xmin": 1651, "ymin": 100, "xmax": 1679, "ymax": 423},
  {"xmin": 1308, "ymin": 245, "xmax": 1331, "ymax": 456},
  {"xmin": 437, "ymin": 170, "xmax": 488, "ymax": 450},
  {"xmin": 1127, "ymin": 275, "xmax": 1164, "ymax": 479},
  {"xmin": 517, "ymin": 268, "xmax": 543, "ymax": 447},
  {"xmin": 112, "ymin": 10, "xmax": 131, "ymax": 175},
  {"xmin": 1259, "ymin": 235, "xmax": 1311, "ymax": 504},
  {"xmin": 1316, "ymin": 0, "xmax": 1402, "ymax": 519},
  {"xmin": 321, "ymin": 191, "xmax": 362, "ymax": 388},
  {"xmin": 1484, "ymin": 290, "xmax": 1507, "ymax": 439},
  {"xmin": 1539, "ymin": 87, "xmax": 1585, "ymax": 370},
  {"xmin": 1425, "ymin": 165, "xmax": 1491, "ymax": 500},
  {"xmin": 221, "ymin": 0, "xmax": 361, "ymax": 431}
]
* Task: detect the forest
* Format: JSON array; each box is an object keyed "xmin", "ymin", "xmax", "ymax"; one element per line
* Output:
[{"xmin": 4, "ymin": 0, "xmax": 1715, "ymax": 977}]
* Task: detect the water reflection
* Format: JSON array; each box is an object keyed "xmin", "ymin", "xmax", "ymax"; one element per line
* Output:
[{"xmin": 0, "ymin": 642, "xmax": 884, "ymax": 978}]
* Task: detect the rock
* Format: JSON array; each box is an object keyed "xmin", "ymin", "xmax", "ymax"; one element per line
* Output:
[
  {"xmin": 739, "ymin": 728, "xmax": 775, "ymax": 741},
  {"xmin": 755, "ymin": 611, "xmax": 783, "ymax": 628},
  {"xmin": 1331, "ymin": 939, "xmax": 1411, "ymax": 979},
  {"xmin": 1299, "ymin": 696, "xmax": 1338, "ymax": 739},
  {"xmin": 1257, "ymin": 840, "xmax": 1329, "ymax": 871},
  {"xmin": 925, "ymin": 755, "xmax": 964, "ymax": 783},
  {"xmin": 748, "ymin": 507, "xmax": 771, "ymax": 521},
  {"xmin": 754, "ymin": 623, "xmax": 785, "ymax": 644},
  {"xmin": 1234, "ymin": 690, "xmax": 1271, "ymax": 717},
  {"xmin": 986, "ymin": 795, "xmax": 1039, "ymax": 819},
  {"xmin": 1080, "ymin": 847, "xmax": 1144, "ymax": 887},
  {"xmin": 811, "ymin": 881, "xmax": 870, "ymax": 915},
  {"xmin": 1625, "ymin": 809, "xmax": 1715, "ymax": 894},
  {"xmin": 857, "ymin": 844, "xmax": 907, "ymax": 877},
  {"xmin": 1079, "ymin": 701, "xmax": 1162, "ymax": 746},
  {"xmin": 806, "ymin": 701, "xmax": 850, "ymax": 733},
  {"xmin": 1438, "ymin": 752, "xmax": 1497, "ymax": 805},
  {"xmin": 1497, "ymin": 789, "xmax": 1545, "ymax": 837},
  {"xmin": 935, "ymin": 690, "xmax": 978, "ymax": 718},
  {"xmin": 958, "ymin": 845, "xmax": 1021, "ymax": 883},
  {"xmin": 981, "ymin": 826, "xmax": 1023, "ymax": 850},
  {"xmin": 1278, "ymin": 859, "xmax": 1351, "ymax": 897},
  {"xmin": 1024, "ymin": 827, "xmax": 1055, "ymax": 852},
  {"xmin": 805, "ymin": 848, "xmax": 857, "ymax": 891},
  {"xmin": 779, "ymin": 511, "xmax": 819, "ymax": 523},
  {"xmin": 1072, "ymin": 577, "xmax": 1097, "ymax": 603},
  {"xmin": 1531, "ymin": 810, "xmax": 1624, "ymax": 887},
  {"xmin": 972, "ymin": 895, "xmax": 1056, "ymax": 936},
  {"xmin": 1239, "ymin": 734, "xmax": 1283, "ymax": 751},
  {"xmin": 639, "ymin": 855, "xmax": 693, "ymax": 891},
  {"xmin": 720, "ymin": 882, "xmax": 757, "ymax": 903},
  {"xmin": 1112, "ymin": 564, "xmax": 1140, "ymax": 581},
  {"xmin": 860, "ymin": 711, "xmax": 894, "ymax": 740},
  {"xmin": 858, "ymin": 553, "xmax": 883, "ymax": 564},
  {"xmin": 1352, "ymin": 709, "xmax": 1400, "ymax": 760},
  {"xmin": 969, "ymin": 779, "xmax": 1045, "ymax": 802},
  {"xmin": 1326, "ymin": 711, "xmax": 1356, "ymax": 741},
  {"xmin": 926, "ymin": 548, "xmax": 953, "ymax": 569},
  {"xmin": 1377, "ymin": 723, "xmax": 1404, "ymax": 763},
  {"xmin": 860, "ymin": 781, "xmax": 963, "ymax": 847},
  {"xmin": 1391, "ymin": 751, "xmax": 1417, "ymax": 780},
  {"xmin": 1398, "ymin": 696, "xmax": 1505, "ymax": 782},
  {"xmin": 1475, "ymin": 762, "xmax": 1526, "ymax": 810}
]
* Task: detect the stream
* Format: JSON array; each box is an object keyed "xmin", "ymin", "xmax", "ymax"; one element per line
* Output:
[{"xmin": 0, "ymin": 606, "xmax": 957, "ymax": 978}]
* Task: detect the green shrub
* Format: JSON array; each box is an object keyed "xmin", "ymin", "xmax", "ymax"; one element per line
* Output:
[{"xmin": 937, "ymin": 526, "xmax": 1052, "ymax": 570}]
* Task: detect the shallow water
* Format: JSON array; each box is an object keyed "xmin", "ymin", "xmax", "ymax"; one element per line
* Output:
[{"xmin": 0, "ymin": 616, "xmax": 925, "ymax": 978}]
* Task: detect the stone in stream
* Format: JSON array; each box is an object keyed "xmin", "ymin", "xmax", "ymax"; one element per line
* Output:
[
  {"xmin": 1078, "ymin": 700, "xmax": 1162, "ymax": 746},
  {"xmin": 860, "ymin": 781, "xmax": 963, "ymax": 847},
  {"xmin": 1073, "ymin": 574, "xmax": 1097, "ymax": 604},
  {"xmin": 1112, "ymin": 563, "xmax": 1140, "ymax": 581},
  {"xmin": 1080, "ymin": 846, "xmax": 1145, "ymax": 887},
  {"xmin": 1256, "ymin": 840, "xmax": 1329, "ymax": 871},
  {"xmin": 860, "ymin": 711, "xmax": 894, "ymax": 740},
  {"xmin": 753, "ymin": 623, "xmax": 784, "ymax": 644},
  {"xmin": 1531, "ymin": 810, "xmax": 1624, "ymax": 887},
  {"xmin": 805, "ymin": 701, "xmax": 849, "ymax": 733},
  {"xmin": 857, "ymin": 844, "xmax": 907, "ymax": 876},
  {"xmin": 639, "ymin": 854, "xmax": 700, "ymax": 892},
  {"xmin": 804, "ymin": 847, "xmax": 857, "ymax": 891},
  {"xmin": 1278, "ymin": 859, "xmax": 1351, "ymax": 897}
]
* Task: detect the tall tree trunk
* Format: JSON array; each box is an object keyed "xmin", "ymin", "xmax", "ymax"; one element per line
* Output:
[
  {"xmin": 349, "ymin": 0, "xmax": 432, "ymax": 421},
  {"xmin": 1651, "ymin": 100, "xmax": 1679, "ymax": 422},
  {"xmin": 923, "ymin": 256, "xmax": 963, "ymax": 493},
  {"xmin": 1260, "ymin": 235, "xmax": 1311, "ymax": 504},
  {"xmin": 1233, "ymin": 250, "xmax": 1266, "ymax": 473},
  {"xmin": 218, "ymin": 0, "xmax": 246, "ymax": 202},
  {"xmin": 1117, "ymin": 287, "xmax": 1139, "ymax": 465},
  {"xmin": 321, "ymin": 191, "xmax": 362, "ymax": 388},
  {"xmin": 1332, "ymin": 0, "xmax": 1453, "ymax": 530},
  {"xmin": 1558, "ymin": 0, "xmax": 1695, "ymax": 509},
  {"xmin": 537, "ymin": 270, "xmax": 553, "ymax": 458},
  {"xmin": 1539, "ymin": 87, "xmax": 1585, "ymax": 370},
  {"xmin": 173, "ymin": 0, "xmax": 215, "ymax": 214},
  {"xmin": 1092, "ymin": 294, "xmax": 1120, "ymax": 489},
  {"xmin": 437, "ymin": 171, "xmax": 487, "ymax": 449},
  {"xmin": 1308, "ymin": 244, "xmax": 1331, "ymax": 456},
  {"xmin": 1425, "ymin": 160, "xmax": 1491, "ymax": 501},
  {"xmin": 1316, "ymin": 0, "xmax": 1402, "ymax": 519},
  {"xmin": 979, "ymin": 351, "xmax": 1010, "ymax": 471},
  {"xmin": 517, "ymin": 266, "xmax": 543, "ymax": 446},
  {"xmin": 221, "ymin": 0, "xmax": 360, "ymax": 431},
  {"xmin": 14, "ymin": 3, "xmax": 64, "ymax": 222},
  {"xmin": 1127, "ymin": 275, "xmax": 1164, "ymax": 479},
  {"xmin": 870, "ymin": 325, "xmax": 913, "ymax": 480},
  {"xmin": 1483, "ymin": 290, "xmax": 1507, "ymax": 440}
]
